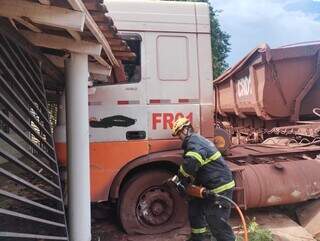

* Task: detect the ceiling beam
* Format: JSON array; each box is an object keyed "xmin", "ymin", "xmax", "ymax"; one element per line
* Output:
[
  {"xmin": 45, "ymin": 54, "xmax": 111, "ymax": 76},
  {"xmin": 108, "ymin": 38, "xmax": 126, "ymax": 46},
  {"xmin": 65, "ymin": 28, "xmax": 110, "ymax": 69},
  {"xmin": 0, "ymin": 18, "xmax": 64, "ymax": 85},
  {"xmin": 93, "ymin": 55, "xmax": 111, "ymax": 68},
  {"xmin": 113, "ymin": 51, "xmax": 136, "ymax": 59},
  {"xmin": 8, "ymin": 18, "xmax": 18, "ymax": 30},
  {"xmin": 67, "ymin": 30, "xmax": 82, "ymax": 41},
  {"xmin": 20, "ymin": 30, "xmax": 102, "ymax": 56},
  {"xmin": 13, "ymin": 17, "xmax": 42, "ymax": 33},
  {"xmin": 0, "ymin": 0, "xmax": 85, "ymax": 31},
  {"xmin": 67, "ymin": 0, "xmax": 119, "ymax": 66},
  {"xmin": 38, "ymin": 0, "xmax": 51, "ymax": 5},
  {"xmin": 89, "ymin": 60, "xmax": 111, "ymax": 76}
]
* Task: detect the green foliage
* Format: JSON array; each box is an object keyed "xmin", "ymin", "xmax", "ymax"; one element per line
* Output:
[
  {"xmin": 236, "ymin": 218, "xmax": 273, "ymax": 241},
  {"xmin": 163, "ymin": 0, "xmax": 231, "ymax": 79}
]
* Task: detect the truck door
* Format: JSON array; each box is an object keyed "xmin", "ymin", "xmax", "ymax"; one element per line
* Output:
[
  {"xmin": 88, "ymin": 33, "xmax": 147, "ymax": 142},
  {"xmin": 145, "ymin": 33, "xmax": 200, "ymax": 139}
]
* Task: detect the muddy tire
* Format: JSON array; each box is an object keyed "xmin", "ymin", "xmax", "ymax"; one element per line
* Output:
[{"xmin": 118, "ymin": 170, "xmax": 188, "ymax": 234}]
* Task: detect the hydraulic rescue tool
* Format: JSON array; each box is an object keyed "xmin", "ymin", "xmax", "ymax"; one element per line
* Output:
[{"xmin": 166, "ymin": 175, "xmax": 249, "ymax": 241}]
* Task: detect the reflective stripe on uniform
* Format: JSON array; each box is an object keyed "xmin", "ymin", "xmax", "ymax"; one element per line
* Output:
[
  {"xmin": 185, "ymin": 151, "xmax": 204, "ymax": 165},
  {"xmin": 212, "ymin": 180, "xmax": 235, "ymax": 194},
  {"xmin": 191, "ymin": 227, "xmax": 207, "ymax": 234},
  {"xmin": 202, "ymin": 151, "xmax": 222, "ymax": 165},
  {"xmin": 179, "ymin": 165, "xmax": 191, "ymax": 177},
  {"xmin": 206, "ymin": 151, "xmax": 222, "ymax": 163},
  {"xmin": 185, "ymin": 151, "xmax": 222, "ymax": 166}
]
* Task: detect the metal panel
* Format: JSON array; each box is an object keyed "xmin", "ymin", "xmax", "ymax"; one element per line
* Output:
[
  {"xmin": 213, "ymin": 44, "xmax": 320, "ymax": 121},
  {"xmin": 0, "ymin": 31, "xmax": 68, "ymax": 240}
]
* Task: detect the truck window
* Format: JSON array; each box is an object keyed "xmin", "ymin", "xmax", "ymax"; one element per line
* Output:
[
  {"xmin": 122, "ymin": 34, "xmax": 141, "ymax": 83},
  {"xmin": 108, "ymin": 34, "xmax": 142, "ymax": 84},
  {"xmin": 157, "ymin": 36, "xmax": 189, "ymax": 81}
]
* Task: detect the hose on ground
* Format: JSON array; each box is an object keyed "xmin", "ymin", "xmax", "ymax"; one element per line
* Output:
[{"xmin": 216, "ymin": 194, "xmax": 249, "ymax": 241}]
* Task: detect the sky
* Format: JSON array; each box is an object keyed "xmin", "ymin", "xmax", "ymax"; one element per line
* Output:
[{"xmin": 211, "ymin": 0, "xmax": 320, "ymax": 66}]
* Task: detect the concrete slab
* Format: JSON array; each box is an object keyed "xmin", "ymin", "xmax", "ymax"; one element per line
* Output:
[
  {"xmin": 252, "ymin": 212, "xmax": 316, "ymax": 241},
  {"xmin": 297, "ymin": 199, "xmax": 320, "ymax": 240}
]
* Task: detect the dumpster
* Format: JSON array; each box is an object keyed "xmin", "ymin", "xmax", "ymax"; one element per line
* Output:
[{"xmin": 213, "ymin": 43, "xmax": 320, "ymax": 122}]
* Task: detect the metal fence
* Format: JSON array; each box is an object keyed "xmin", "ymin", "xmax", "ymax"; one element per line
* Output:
[{"xmin": 0, "ymin": 30, "xmax": 68, "ymax": 240}]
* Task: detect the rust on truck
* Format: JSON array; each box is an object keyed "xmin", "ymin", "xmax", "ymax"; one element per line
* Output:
[
  {"xmin": 213, "ymin": 43, "xmax": 320, "ymax": 144},
  {"xmin": 226, "ymin": 144, "xmax": 320, "ymax": 209},
  {"xmin": 214, "ymin": 43, "xmax": 320, "ymax": 122}
]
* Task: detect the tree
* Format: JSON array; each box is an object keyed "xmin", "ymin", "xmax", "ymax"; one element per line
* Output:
[{"xmin": 164, "ymin": 0, "xmax": 231, "ymax": 79}]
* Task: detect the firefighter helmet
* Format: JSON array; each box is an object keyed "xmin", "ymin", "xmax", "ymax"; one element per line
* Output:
[{"xmin": 172, "ymin": 117, "xmax": 191, "ymax": 136}]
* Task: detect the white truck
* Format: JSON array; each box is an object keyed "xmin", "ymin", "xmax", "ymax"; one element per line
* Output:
[{"xmin": 55, "ymin": 0, "xmax": 214, "ymax": 234}]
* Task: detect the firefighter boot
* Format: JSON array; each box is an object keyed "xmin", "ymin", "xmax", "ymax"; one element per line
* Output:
[{"xmin": 186, "ymin": 233, "xmax": 212, "ymax": 241}]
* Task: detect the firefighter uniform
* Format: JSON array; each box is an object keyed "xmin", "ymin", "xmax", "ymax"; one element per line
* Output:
[{"xmin": 178, "ymin": 133, "xmax": 235, "ymax": 241}]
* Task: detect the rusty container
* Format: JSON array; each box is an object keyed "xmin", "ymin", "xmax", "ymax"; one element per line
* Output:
[
  {"xmin": 241, "ymin": 159, "xmax": 320, "ymax": 208},
  {"xmin": 213, "ymin": 43, "xmax": 320, "ymax": 122}
]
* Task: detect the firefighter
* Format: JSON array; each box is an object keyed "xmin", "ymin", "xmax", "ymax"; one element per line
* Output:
[{"xmin": 171, "ymin": 117, "xmax": 235, "ymax": 241}]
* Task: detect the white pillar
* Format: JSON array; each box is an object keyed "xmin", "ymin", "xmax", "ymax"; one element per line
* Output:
[{"xmin": 65, "ymin": 53, "xmax": 91, "ymax": 241}]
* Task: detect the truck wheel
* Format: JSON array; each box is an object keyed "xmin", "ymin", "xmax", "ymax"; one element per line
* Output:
[{"xmin": 118, "ymin": 170, "xmax": 188, "ymax": 234}]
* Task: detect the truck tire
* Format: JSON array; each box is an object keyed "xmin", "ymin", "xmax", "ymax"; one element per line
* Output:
[{"xmin": 118, "ymin": 170, "xmax": 188, "ymax": 234}]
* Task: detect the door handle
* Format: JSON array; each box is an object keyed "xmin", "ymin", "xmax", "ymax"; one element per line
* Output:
[{"xmin": 126, "ymin": 131, "xmax": 146, "ymax": 140}]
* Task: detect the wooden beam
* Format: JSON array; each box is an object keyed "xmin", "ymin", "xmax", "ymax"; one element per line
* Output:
[
  {"xmin": 20, "ymin": 30, "xmax": 102, "ymax": 56},
  {"xmin": 14, "ymin": 17, "xmax": 42, "ymax": 33},
  {"xmin": 113, "ymin": 51, "xmax": 136, "ymax": 59},
  {"xmin": 8, "ymin": 18, "xmax": 18, "ymax": 30},
  {"xmin": 0, "ymin": 0, "xmax": 85, "ymax": 31},
  {"xmin": 97, "ymin": 23, "xmax": 117, "ymax": 33},
  {"xmin": 111, "ymin": 45, "xmax": 131, "ymax": 52},
  {"xmin": 100, "ymin": 30, "xmax": 118, "ymax": 39},
  {"xmin": 115, "ymin": 55, "xmax": 136, "ymax": 61},
  {"xmin": 108, "ymin": 38, "xmax": 126, "ymax": 46},
  {"xmin": 67, "ymin": 28, "xmax": 103, "ymax": 68},
  {"xmin": 45, "ymin": 54, "xmax": 65, "ymax": 68},
  {"xmin": 67, "ymin": 0, "xmax": 118, "ymax": 66},
  {"xmin": 93, "ymin": 55, "xmax": 111, "ymax": 68},
  {"xmin": 38, "ymin": 0, "xmax": 51, "ymax": 5},
  {"xmin": 45, "ymin": 54, "xmax": 111, "ymax": 76},
  {"xmin": 89, "ymin": 61, "xmax": 111, "ymax": 76},
  {"xmin": 83, "ymin": 1, "xmax": 108, "ymax": 12},
  {"xmin": 67, "ymin": 30, "xmax": 82, "ymax": 41},
  {"xmin": 0, "ymin": 18, "xmax": 64, "ymax": 86},
  {"xmin": 91, "ymin": 12, "xmax": 113, "ymax": 25},
  {"xmin": 90, "ymin": 73, "xmax": 108, "ymax": 82}
]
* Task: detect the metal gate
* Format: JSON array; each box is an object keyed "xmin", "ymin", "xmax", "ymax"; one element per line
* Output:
[{"xmin": 0, "ymin": 29, "xmax": 68, "ymax": 240}]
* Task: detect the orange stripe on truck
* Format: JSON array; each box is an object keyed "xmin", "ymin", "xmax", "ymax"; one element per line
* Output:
[
  {"xmin": 55, "ymin": 139, "xmax": 185, "ymax": 201},
  {"xmin": 55, "ymin": 141, "xmax": 149, "ymax": 201}
]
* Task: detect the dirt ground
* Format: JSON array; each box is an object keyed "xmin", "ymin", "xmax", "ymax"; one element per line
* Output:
[
  {"xmin": 91, "ymin": 203, "xmax": 191, "ymax": 241},
  {"xmin": 91, "ymin": 202, "xmax": 319, "ymax": 241}
]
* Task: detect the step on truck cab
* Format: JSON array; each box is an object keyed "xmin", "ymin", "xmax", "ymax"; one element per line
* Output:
[{"xmin": 54, "ymin": 0, "xmax": 213, "ymax": 234}]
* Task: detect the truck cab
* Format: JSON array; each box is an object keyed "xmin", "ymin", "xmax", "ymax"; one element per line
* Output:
[{"xmin": 54, "ymin": 0, "xmax": 213, "ymax": 234}]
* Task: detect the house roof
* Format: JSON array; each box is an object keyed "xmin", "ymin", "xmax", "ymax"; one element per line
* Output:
[{"xmin": 0, "ymin": 0, "xmax": 135, "ymax": 88}]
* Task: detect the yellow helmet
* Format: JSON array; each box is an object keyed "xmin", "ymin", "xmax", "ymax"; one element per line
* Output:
[{"xmin": 172, "ymin": 117, "xmax": 191, "ymax": 136}]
